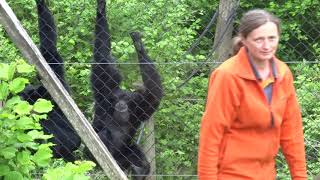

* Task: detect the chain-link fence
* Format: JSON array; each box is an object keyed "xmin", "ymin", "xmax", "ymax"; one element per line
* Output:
[{"xmin": 0, "ymin": 0, "xmax": 319, "ymax": 179}]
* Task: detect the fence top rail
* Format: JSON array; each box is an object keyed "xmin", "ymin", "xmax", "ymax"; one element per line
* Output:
[{"xmin": 23, "ymin": 61, "xmax": 320, "ymax": 65}]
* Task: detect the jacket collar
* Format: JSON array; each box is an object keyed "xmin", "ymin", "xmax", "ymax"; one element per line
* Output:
[{"xmin": 234, "ymin": 47, "xmax": 281, "ymax": 81}]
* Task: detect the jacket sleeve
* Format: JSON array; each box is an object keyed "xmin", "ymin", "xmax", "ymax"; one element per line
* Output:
[
  {"xmin": 198, "ymin": 69, "xmax": 240, "ymax": 180},
  {"xmin": 280, "ymin": 71, "xmax": 307, "ymax": 180}
]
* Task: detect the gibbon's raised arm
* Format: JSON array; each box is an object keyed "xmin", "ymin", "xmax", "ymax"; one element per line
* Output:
[{"xmin": 130, "ymin": 32, "xmax": 163, "ymax": 120}]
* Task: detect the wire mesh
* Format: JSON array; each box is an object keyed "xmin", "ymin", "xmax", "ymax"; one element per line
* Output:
[{"xmin": 0, "ymin": 0, "xmax": 319, "ymax": 179}]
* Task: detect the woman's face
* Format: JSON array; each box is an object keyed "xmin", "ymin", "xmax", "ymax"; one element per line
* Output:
[{"xmin": 242, "ymin": 22, "xmax": 279, "ymax": 62}]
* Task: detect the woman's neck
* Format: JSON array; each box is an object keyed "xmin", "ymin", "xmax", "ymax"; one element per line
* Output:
[
  {"xmin": 253, "ymin": 58, "xmax": 269, "ymax": 69},
  {"xmin": 254, "ymin": 60, "xmax": 270, "ymax": 80}
]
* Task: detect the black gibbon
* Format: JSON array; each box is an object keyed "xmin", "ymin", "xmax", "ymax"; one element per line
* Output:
[
  {"xmin": 91, "ymin": 0, "xmax": 163, "ymax": 179},
  {"xmin": 20, "ymin": 0, "xmax": 81, "ymax": 162}
]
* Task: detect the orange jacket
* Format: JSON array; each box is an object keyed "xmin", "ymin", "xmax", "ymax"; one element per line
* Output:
[{"xmin": 198, "ymin": 47, "xmax": 307, "ymax": 180}]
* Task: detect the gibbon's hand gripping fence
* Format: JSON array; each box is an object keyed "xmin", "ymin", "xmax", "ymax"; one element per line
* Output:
[{"xmin": 0, "ymin": 1, "xmax": 128, "ymax": 180}]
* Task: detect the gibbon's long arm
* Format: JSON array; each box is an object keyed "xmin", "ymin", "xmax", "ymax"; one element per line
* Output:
[
  {"xmin": 130, "ymin": 32, "xmax": 163, "ymax": 120},
  {"xmin": 92, "ymin": 0, "xmax": 122, "ymax": 96},
  {"xmin": 36, "ymin": 0, "xmax": 67, "ymax": 88}
]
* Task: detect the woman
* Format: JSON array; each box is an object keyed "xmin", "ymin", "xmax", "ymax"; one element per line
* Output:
[{"xmin": 197, "ymin": 9, "xmax": 307, "ymax": 179}]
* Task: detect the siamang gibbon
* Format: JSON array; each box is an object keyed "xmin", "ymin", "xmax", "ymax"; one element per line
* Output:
[
  {"xmin": 91, "ymin": 0, "xmax": 163, "ymax": 179},
  {"xmin": 20, "ymin": 0, "xmax": 81, "ymax": 162}
]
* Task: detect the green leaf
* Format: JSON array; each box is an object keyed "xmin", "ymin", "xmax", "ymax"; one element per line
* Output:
[
  {"xmin": 5, "ymin": 96, "xmax": 22, "ymax": 108},
  {"xmin": 32, "ymin": 144, "xmax": 52, "ymax": 167},
  {"xmin": 32, "ymin": 114, "xmax": 48, "ymax": 122},
  {"xmin": 8, "ymin": 62, "xmax": 16, "ymax": 81},
  {"xmin": 16, "ymin": 132, "xmax": 33, "ymax": 143},
  {"xmin": 9, "ymin": 77, "xmax": 29, "ymax": 94},
  {"xmin": 16, "ymin": 116, "xmax": 34, "ymax": 130},
  {"xmin": 33, "ymin": 99, "xmax": 53, "ymax": 113},
  {"xmin": 19, "ymin": 164, "xmax": 35, "ymax": 177},
  {"xmin": 43, "ymin": 169, "xmax": 68, "ymax": 180},
  {"xmin": 27, "ymin": 130, "xmax": 53, "ymax": 140},
  {"xmin": 0, "ymin": 112, "xmax": 11, "ymax": 119},
  {"xmin": 0, "ymin": 147, "xmax": 17, "ymax": 159},
  {"xmin": 42, "ymin": 171, "xmax": 59, "ymax": 180},
  {"xmin": 17, "ymin": 62, "xmax": 34, "ymax": 74},
  {"xmin": 0, "ymin": 165, "xmax": 10, "ymax": 176},
  {"xmin": 74, "ymin": 161, "xmax": 96, "ymax": 174},
  {"xmin": 68, "ymin": 39, "xmax": 75, "ymax": 45},
  {"xmin": 0, "ymin": 132, "xmax": 5, "ymax": 144},
  {"xmin": 0, "ymin": 82, "xmax": 9, "ymax": 100},
  {"xmin": 16, "ymin": 150, "xmax": 32, "ymax": 165},
  {"xmin": 0, "ymin": 63, "xmax": 9, "ymax": 81},
  {"xmin": 25, "ymin": 142, "xmax": 39, "ymax": 150},
  {"xmin": 4, "ymin": 171, "xmax": 23, "ymax": 180},
  {"xmin": 42, "ymin": 161, "xmax": 95, "ymax": 180},
  {"xmin": 14, "ymin": 101, "xmax": 32, "ymax": 115}
]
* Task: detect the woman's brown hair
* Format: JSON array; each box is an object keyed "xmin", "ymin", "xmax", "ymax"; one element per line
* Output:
[{"xmin": 233, "ymin": 9, "xmax": 281, "ymax": 55}]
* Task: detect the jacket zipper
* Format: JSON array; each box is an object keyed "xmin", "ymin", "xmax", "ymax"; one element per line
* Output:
[{"xmin": 256, "ymin": 80, "xmax": 274, "ymax": 128}]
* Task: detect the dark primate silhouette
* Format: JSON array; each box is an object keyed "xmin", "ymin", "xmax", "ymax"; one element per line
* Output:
[
  {"xmin": 21, "ymin": 0, "xmax": 81, "ymax": 161},
  {"xmin": 91, "ymin": 0, "xmax": 163, "ymax": 179}
]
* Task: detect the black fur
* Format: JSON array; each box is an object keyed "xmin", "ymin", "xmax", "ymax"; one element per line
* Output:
[
  {"xmin": 20, "ymin": 0, "xmax": 81, "ymax": 161},
  {"xmin": 91, "ymin": 0, "xmax": 163, "ymax": 179}
]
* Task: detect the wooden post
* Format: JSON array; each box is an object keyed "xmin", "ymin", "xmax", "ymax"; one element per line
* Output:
[
  {"xmin": 143, "ymin": 118, "xmax": 156, "ymax": 180},
  {"xmin": 0, "ymin": 1, "xmax": 128, "ymax": 179},
  {"xmin": 212, "ymin": 0, "xmax": 239, "ymax": 62}
]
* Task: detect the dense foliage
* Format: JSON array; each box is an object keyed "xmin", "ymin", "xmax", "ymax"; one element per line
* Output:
[
  {"xmin": 0, "ymin": 60, "xmax": 95, "ymax": 179},
  {"xmin": 0, "ymin": 60, "xmax": 53, "ymax": 179},
  {"xmin": 0, "ymin": 0, "xmax": 319, "ymax": 179},
  {"xmin": 294, "ymin": 64, "xmax": 320, "ymax": 176}
]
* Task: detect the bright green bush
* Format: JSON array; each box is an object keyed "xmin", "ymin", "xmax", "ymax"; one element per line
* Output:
[
  {"xmin": 43, "ymin": 160, "xmax": 95, "ymax": 180},
  {"xmin": 0, "ymin": 60, "xmax": 54, "ymax": 179},
  {"xmin": 275, "ymin": 64, "xmax": 320, "ymax": 179},
  {"xmin": 294, "ymin": 64, "xmax": 320, "ymax": 178},
  {"xmin": 0, "ymin": 60, "xmax": 95, "ymax": 180}
]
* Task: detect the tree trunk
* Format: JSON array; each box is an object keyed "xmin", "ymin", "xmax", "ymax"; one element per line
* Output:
[{"xmin": 212, "ymin": 0, "xmax": 239, "ymax": 62}]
